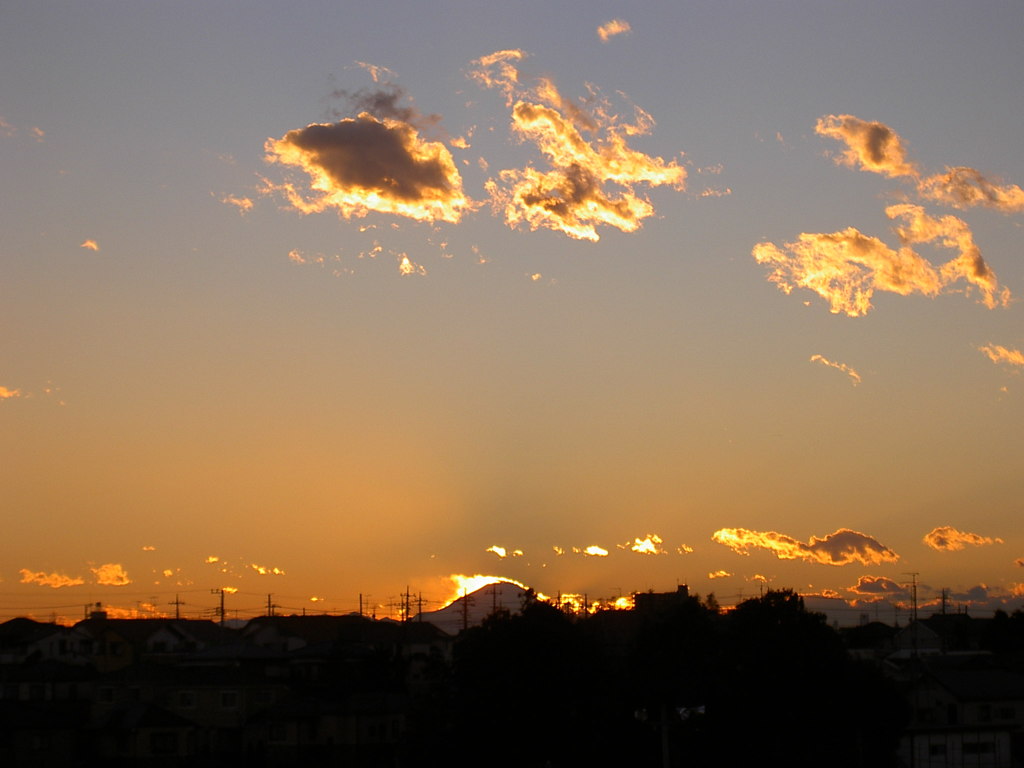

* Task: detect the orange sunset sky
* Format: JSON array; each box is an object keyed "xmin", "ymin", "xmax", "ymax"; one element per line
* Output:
[{"xmin": 2, "ymin": 2, "xmax": 1023, "ymax": 625}]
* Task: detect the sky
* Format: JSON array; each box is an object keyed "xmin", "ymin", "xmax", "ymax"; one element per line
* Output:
[{"xmin": 2, "ymin": 1, "xmax": 1023, "ymax": 626}]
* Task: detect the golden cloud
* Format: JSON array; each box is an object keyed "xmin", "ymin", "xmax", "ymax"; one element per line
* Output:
[
  {"xmin": 923, "ymin": 526, "xmax": 1004, "ymax": 552},
  {"xmin": 19, "ymin": 569, "xmax": 85, "ymax": 588},
  {"xmin": 486, "ymin": 545, "xmax": 507, "ymax": 558},
  {"xmin": 818, "ymin": 114, "xmax": 1024, "ymax": 214},
  {"xmin": 573, "ymin": 545, "xmax": 610, "ymax": 557},
  {"xmin": 265, "ymin": 113, "xmax": 469, "ymax": 224},
  {"xmin": 708, "ymin": 570, "xmax": 731, "ymax": 579},
  {"xmin": 712, "ymin": 527, "xmax": 899, "ymax": 566},
  {"xmin": 623, "ymin": 534, "xmax": 666, "ymax": 554},
  {"xmin": 597, "ymin": 19, "xmax": 632, "ymax": 42},
  {"xmin": 92, "ymin": 563, "xmax": 131, "ymax": 586},
  {"xmin": 980, "ymin": 344, "xmax": 1024, "ymax": 368},
  {"xmin": 0, "ymin": 386, "xmax": 22, "ymax": 400},
  {"xmin": 847, "ymin": 575, "xmax": 906, "ymax": 596},
  {"xmin": 79, "ymin": 239, "xmax": 100, "ymax": 251},
  {"xmin": 809, "ymin": 354, "xmax": 861, "ymax": 386},
  {"xmin": 753, "ymin": 205, "xmax": 1009, "ymax": 316},
  {"xmin": 918, "ymin": 167, "xmax": 1024, "ymax": 213},
  {"xmin": 250, "ymin": 563, "xmax": 286, "ymax": 576},
  {"xmin": 470, "ymin": 50, "xmax": 685, "ymax": 241},
  {"xmin": 815, "ymin": 114, "xmax": 918, "ymax": 179},
  {"xmin": 397, "ymin": 253, "xmax": 427, "ymax": 276},
  {"xmin": 221, "ymin": 194, "xmax": 254, "ymax": 214}
]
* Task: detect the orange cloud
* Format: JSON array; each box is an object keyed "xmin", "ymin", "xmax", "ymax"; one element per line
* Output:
[
  {"xmin": 817, "ymin": 114, "xmax": 1024, "ymax": 214},
  {"xmin": 1, "ymin": 386, "xmax": 22, "ymax": 400},
  {"xmin": 470, "ymin": 50, "xmax": 685, "ymax": 241},
  {"xmin": 92, "ymin": 563, "xmax": 131, "ymax": 586},
  {"xmin": 712, "ymin": 527, "xmax": 899, "ymax": 566},
  {"xmin": 79, "ymin": 239, "xmax": 99, "ymax": 251},
  {"xmin": 809, "ymin": 354, "xmax": 861, "ymax": 386},
  {"xmin": 677, "ymin": 544, "xmax": 694, "ymax": 554},
  {"xmin": 815, "ymin": 114, "xmax": 918, "ymax": 179},
  {"xmin": 753, "ymin": 205, "xmax": 1009, "ymax": 316},
  {"xmin": 923, "ymin": 526, "xmax": 1004, "ymax": 551},
  {"xmin": 397, "ymin": 253, "xmax": 427, "ymax": 276},
  {"xmin": 597, "ymin": 19, "xmax": 631, "ymax": 42},
  {"xmin": 250, "ymin": 563, "xmax": 286, "ymax": 576},
  {"xmin": 19, "ymin": 569, "xmax": 85, "ymax": 588},
  {"xmin": 221, "ymin": 194, "xmax": 254, "ymax": 214},
  {"xmin": 574, "ymin": 545, "xmax": 610, "ymax": 557},
  {"xmin": 979, "ymin": 344, "xmax": 1024, "ymax": 368},
  {"xmin": 265, "ymin": 113, "xmax": 469, "ymax": 224},
  {"xmin": 918, "ymin": 166, "xmax": 1024, "ymax": 213},
  {"xmin": 847, "ymin": 575, "xmax": 907, "ymax": 596},
  {"xmin": 708, "ymin": 570, "xmax": 731, "ymax": 579},
  {"xmin": 623, "ymin": 534, "xmax": 666, "ymax": 554}
]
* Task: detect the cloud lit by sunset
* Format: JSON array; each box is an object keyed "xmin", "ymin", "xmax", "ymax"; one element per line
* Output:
[
  {"xmin": 597, "ymin": 19, "xmax": 631, "ymax": 43},
  {"xmin": 923, "ymin": 526, "xmax": 1004, "ymax": 552},
  {"xmin": 979, "ymin": 344, "xmax": 1024, "ymax": 368},
  {"xmin": 19, "ymin": 569, "xmax": 85, "ymax": 589},
  {"xmin": 809, "ymin": 354, "xmax": 861, "ymax": 386},
  {"xmin": 470, "ymin": 49, "xmax": 686, "ymax": 241},
  {"xmin": 265, "ymin": 113, "xmax": 470, "ymax": 224},
  {"xmin": 712, "ymin": 527, "xmax": 899, "ymax": 566},
  {"xmin": 91, "ymin": 563, "xmax": 131, "ymax": 586}
]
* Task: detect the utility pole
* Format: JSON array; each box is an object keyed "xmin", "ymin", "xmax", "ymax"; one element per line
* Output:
[
  {"xmin": 211, "ymin": 588, "xmax": 226, "ymax": 626},
  {"xmin": 169, "ymin": 595, "xmax": 185, "ymax": 620},
  {"xmin": 266, "ymin": 594, "xmax": 276, "ymax": 617}
]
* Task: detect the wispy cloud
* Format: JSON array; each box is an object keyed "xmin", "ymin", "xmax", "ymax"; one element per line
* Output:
[
  {"xmin": 574, "ymin": 545, "xmax": 609, "ymax": 557},
  {"xmin": 708, "ymin": 570, "xmax": 731, "ymax": 579},
  {"xmin": 753, "ymin": 205, "xmax": 1009, "ymax": 316},
  {"xmin": 250, "ymin": 563, "xmax": 286, "ymax": 576},
  {"xmin": 597, "ymin": 19, "xmax": 631, "ymax": 43},
  {"xmin": 817, "ymin": 113, "xmax": 1024, "ymax": 214},
  {"xmin": 19, "ymin": 569, "xmax": 85, "ymax": 588},
  {"xmin": 91, "ymin": 563, "xmax": 131, "ymax": 586},
  {"xmin": 469, "ymin": 50, "xmax": 685, "ymax": 241},
  {"xmin": 923, "ymin": 525, "xmax": 1004, "ymax": 552},
  {"xmin": 221, "ymin": 194, "xmax": 254, "ymax": 214},
  {"xmin": 809, "ymin": 354, "xmax": 861, "ymax": 386},
  {"xmin": 79, "ymin": 239, "xmax": 99, "ymax": 251},
  {"xmin": 979, "ymin": 344, "xmax": 1024, "ymax": 368},
  {"xmin": 712, "ymin": 527, "xmax": 899, "ymax": 566}
]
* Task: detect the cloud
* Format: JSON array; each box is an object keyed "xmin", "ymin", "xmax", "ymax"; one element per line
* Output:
[
  {"xmin": 979, "ymin": 344, "xmax": 1024, "ymax": 368},
  {"xmin": 91, "ymin": 563, "xmax": 131, "ymax": 586},
  {"xmin": 221, "ymin": 194, "xmax": 253, "ymax": 214},
  {"xmin": 398, "ymin": 253, "xmax": 427, "ymax": 276},
  {"xmin": 79, "ymin": 239, "xmax": 99, "ymax": 251},
  {"xmin": 712, "ymin": 527, "xmax": 899, "ymax": 566},
  {"xmin": 470, "ymin": 50, "xmax": 686, "ymax": 241},
  {"xmin": 622, "ymin": 534, "xmax": 667, "ymax": 554},
  {"xmin": 923, "ymin": 525, "xmax": 1004, "ymax": 551},
  {"xmin": 573, "ymin": 545, "xmax": 609, "ymax": 557},
  {"xmin": 847, "ymin": 575, "xmax": 907, "ymax": 596},
  {"xmin": 19, "ymin": 569, "xmax": 85, "ymax": 588},
  {"xmin": 817, "ymin": 114, "xmax": 1024, "ymax": 214},
  {"xmin": 753, "ymin": 205, "xmax": 1009, "ymax": 316},
  {"xmin": 815, "ymin": 114, "xmax": 918, "ymax": 179},
  {"xmin": 597, "ymin": 19, "xmax": 631, "ymax": 42},
  {"xmin": 677, "ymin": 544, "xmax": 694, "ymax": 554},
  {"xmin": 250, "ymin": 563, "xmax": 286, "ymax": 575},
  {"xmin": 809, "ymin": 354, "xmax": 861, "ymax": 386},
  {"xmin": 708, "ymin": 570, "xmax": 731, "ymax": 579},
  {"xmin": 265, "ymin": 113, "xmax": 469, "ymax": 224},
  {"xmin": 918, "ymin": 167, "xmax": 1024, "ymax": 213},
  {"xmin": 0, "ymin": 386, "xmax": 22, "ymax": 400}
]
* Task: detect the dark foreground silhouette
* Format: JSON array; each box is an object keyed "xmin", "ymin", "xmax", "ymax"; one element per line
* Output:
[{"xmin": 17, "ymin": 587, "xmax": 1019, "ymax": 767}]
